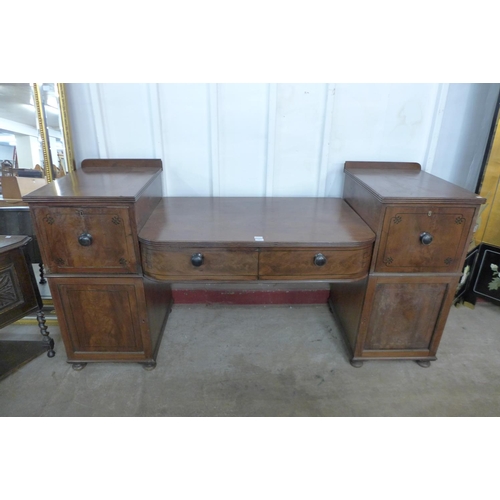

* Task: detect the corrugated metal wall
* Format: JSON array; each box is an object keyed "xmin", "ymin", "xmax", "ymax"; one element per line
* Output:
[{"xmin": 66, "ymin": 83, "xmax": 500, "ymax": 196}]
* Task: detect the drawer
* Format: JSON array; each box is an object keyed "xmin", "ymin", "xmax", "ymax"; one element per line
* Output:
[
  {"xmin": 141, "ymin": 246, "xmax": 259, "ymax": 280},
  {"xmin": 32, "ymin": 206, "xmax": 138, "ymax": 274},
  {"xmin": 259, "ymin": 246, "xmax": 372, "ymax": 279},
  {"xmin": 375, "ymin": 205, "xmax": 476, "ymax": 273}
]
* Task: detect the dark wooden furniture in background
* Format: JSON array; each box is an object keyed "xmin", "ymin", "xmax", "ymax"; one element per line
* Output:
[
  {"xmin": 24, "ymin": 159, "xmax": 172, "ymax": 370},
  {"xmin": 0, "ymin": 235, "xmax": 54, "ymax": 357},
  {"xmin": 0, "ymin": 206, "xmax": 46, "ymax": 284},
  {"xmin": 24, "ymin": 159, "xmax": 484, "ymax": 369},
  {"xmin": 330, "ymin": 162, "xmax": 485, "ymax": 366}
]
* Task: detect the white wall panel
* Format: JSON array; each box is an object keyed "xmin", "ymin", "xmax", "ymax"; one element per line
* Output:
[
  {"xmin": 158, "ymin": 84, "xmax": 212, "ymax": 196},
  {"xmin": 324, "ymin": 83, "xmax": 440, "ymax": 197},
  {"xmin": 218, "ymin": 83, "xmax": 269, "ymax": 196},
  {"xmin": 330, "ymin": 83, "xmax": 439, "ymax": 161},
  {"xmin": 273, "ymin": 83, "xmax": 328, "ymax": 196},
  {"xmin": 66, "ymin": 83, "xmax": 99, "ymax": 161},
  {"xmin": 94, "ymin": 84, "xmax": 156, "ymax": 158},
  {"xmin": 66, "ymin": 83, "xmax": 499, "ymax": 198}
]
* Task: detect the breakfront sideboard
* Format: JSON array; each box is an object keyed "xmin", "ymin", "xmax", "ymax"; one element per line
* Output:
[{"xmin": 24, "ymin": 160, "xmax": 484, "ymax": 369}]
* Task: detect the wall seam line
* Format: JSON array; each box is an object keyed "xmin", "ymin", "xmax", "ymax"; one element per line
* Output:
[
  {"xmin": 265, "ymin": 83, "xmax": 278, "ymax": 197},
  {"xmin": 318, "ymin": 83, "xmax": 336, "ymax": 197},
  {"xmin": 88, "ymin": 83, "xmax": 108, "ymax": 158},
  {"xmin": 209, "ymin": 83, "xmax": 220, "ymax": 197}
]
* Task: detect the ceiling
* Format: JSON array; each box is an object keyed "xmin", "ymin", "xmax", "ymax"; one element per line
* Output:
[{"xmin": 0, "ymin": 83, "xmax": 61, "ymax": 145}]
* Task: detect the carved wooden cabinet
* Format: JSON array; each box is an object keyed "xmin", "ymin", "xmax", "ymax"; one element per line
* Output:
[
  {"xmin": 0, "ymin": 235, "xmax": 54, "ymax": 356},
  {"xmin": 24, "ymin": 160, "xmax": 172, "ymax": 370},
  {"xmin": 0, "ymin": 205, "xmax": 46, "ymax": 283},
  {"xmin": 330, "ymin": 162, "xmax": 485, "ymax": 367}
]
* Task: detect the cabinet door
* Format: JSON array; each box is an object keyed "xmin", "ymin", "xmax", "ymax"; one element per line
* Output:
[
  {"xmin": 49, "ymin": 277, "xmax": 152, "ymax": 362},
  {"xmin": 356, "ymin": 275, "xmax": 459, "ymax": 359}
]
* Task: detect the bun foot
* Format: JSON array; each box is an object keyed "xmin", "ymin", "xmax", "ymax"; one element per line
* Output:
[
  {"xmin": 416, "ymin": 360, "xmax": 431, "ymax": 368},
  {"xmin": 141, "ymin": 362, "xmax": 157, "ymax": 371},
  {"xmin": 350, "ymin": 360, "xmax": 364, "ymax": 368},
  {"xmin": 71, "ymin": 363, "xmax": 87, "ymax": 371}
]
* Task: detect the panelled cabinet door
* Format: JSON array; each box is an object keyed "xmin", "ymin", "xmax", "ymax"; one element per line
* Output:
[
  {"xmin": 49, "ymin": 277, "xmax": 152, "ymax": 362},
  {"xmin": 32, "ymin": 206, "xmax": 138, "ymax": 274},
  {"xmin": 376, "ymin": 206, "xmax": 476, "ymax": 273},
  {"xmin": 356, "ymin": 275, "xmax": 459, "ymax": 358}
]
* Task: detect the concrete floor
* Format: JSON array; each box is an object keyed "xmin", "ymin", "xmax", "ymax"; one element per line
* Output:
[{"xmin": 0, "ymin": 300, "xmax": 499, "ymax": 416}]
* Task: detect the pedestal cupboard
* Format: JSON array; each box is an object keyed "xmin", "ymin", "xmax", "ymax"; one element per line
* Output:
[
  {"xmin": 24, "ymin": 159, "xmax": 172, "ymax": 370},
  {"xmin": 330, "ymin": 162, "xmax": 485, "ymax": 366}
]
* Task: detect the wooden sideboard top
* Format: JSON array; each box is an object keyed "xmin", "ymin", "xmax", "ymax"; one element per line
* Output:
[
  {"xmin": 23, "ymin": 163, "xmax": 162, "ymax": 204},
  {"xmin": 139, "ymin": 197, "xmax": 376, "ymax": 248},
  {"xmin": 344, "ymin": 162, "xmax": 486, "ymax": 205}
]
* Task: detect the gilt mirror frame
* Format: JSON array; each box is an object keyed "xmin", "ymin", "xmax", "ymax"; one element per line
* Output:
[{"xmin": 32, "ymin": 83, "xmax": 76, "ymax": 183}]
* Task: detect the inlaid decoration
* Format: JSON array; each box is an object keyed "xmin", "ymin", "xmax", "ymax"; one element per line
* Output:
[
  {"xmin": 392, "ymin": 216, "xmax": 402, "ymax": 224},
  {"xmin": 112, "ymin": 216, "xmax": 122, "ymax": 225},
  {"xmin": 43, "ymin": 215, "xmax": 55, "ymax": 225},
  {"xmin": 455, "ymin": 216, "xmax": 465, "ymax": 224},
  {"xmin": 383, "ymin": 257, "xmax": 394, "ymax": 265},
  {"xmin": 444, "ymin": 257, "xmax": 453, "ymax": 265}
]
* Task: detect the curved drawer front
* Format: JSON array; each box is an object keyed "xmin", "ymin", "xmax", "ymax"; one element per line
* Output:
[
  {"xmin": 375, "ymin": 206, "xmax": 476, "ymax": 273},
  {"xmin": 259, "ymin": 246, "xmax": 372, "ymax": 280},
  {"xmin": 32, "ymin": 206, "xmax": 138, "ymax": 274},
  {"xmin": 142, "ymin": 246, "xmax": 259, "ymax": 280}
]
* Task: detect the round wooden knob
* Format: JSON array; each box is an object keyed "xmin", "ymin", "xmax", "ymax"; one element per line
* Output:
[
  {"xmin": 191, "ymin": 253, "xmax": 204, "ymax": 267},
  {"xmin": 420, "ymin": 232, "xmax": 433, "ymax": 245},
  {"xmin": 314, "ymin": 253, "xmax": 327, "ymax": 266},
  {"xmin": 78, "ymin": 233, "xmax": 93, "ymax": 246}
]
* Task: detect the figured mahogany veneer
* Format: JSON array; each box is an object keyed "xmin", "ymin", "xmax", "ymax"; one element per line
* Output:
[
  {"xmin": 330, "ymin": 161, "xmax": 486, "ymax": 366},
  {"xmin": 24, "ymin": 158, "xmax": 485, "ymax": 369},
  {"xmin": 24, "ymin": 160, "xmax": 172, "ymax": 369},
  {"xmin": 374, "ymin": 205, "xmax": 476, "ymax": 273},
  {"xmin": 138, "ymin": 197, "xmax": 376, "ymax": 282}
]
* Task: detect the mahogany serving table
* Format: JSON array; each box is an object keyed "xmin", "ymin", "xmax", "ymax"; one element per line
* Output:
[{"xmin": 23, "ymin": 159, "xmax": 484, "ymax": 369}]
